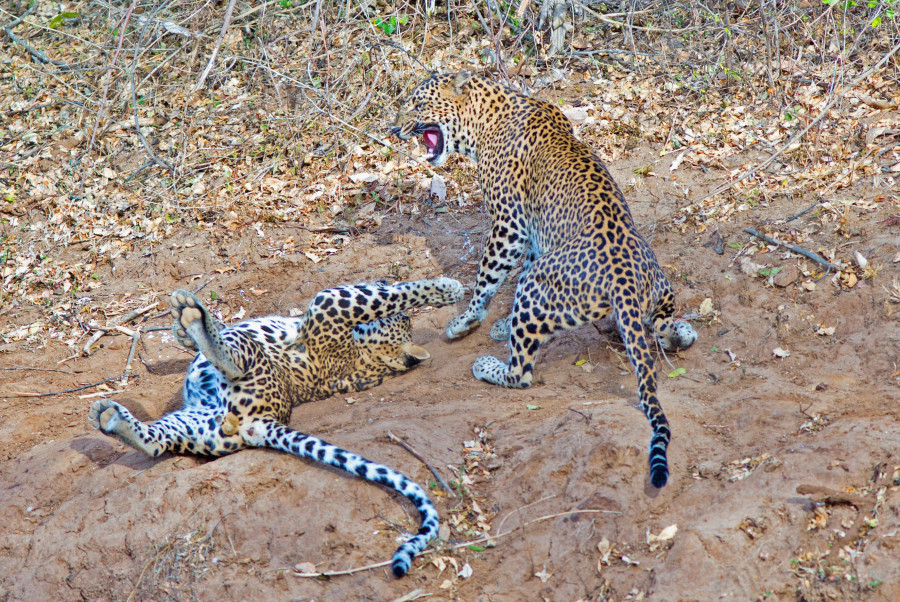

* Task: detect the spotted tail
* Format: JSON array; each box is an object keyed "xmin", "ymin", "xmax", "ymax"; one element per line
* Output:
[
  {"xmin": 647, "ymin": 417, "xmax": 670, "ymax": 488},
  {"xmin": 614, "ymin": 304, "xmax": 671, "ymax": 488},
  {"xmin": 242, "ymin": 418, "xmax": 439, "ymax": 577}
]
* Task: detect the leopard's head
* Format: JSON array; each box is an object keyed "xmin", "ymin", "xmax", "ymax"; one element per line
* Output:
[{"xmin": 392, "ymin": 72, "xmax": 478, "ymax": 167}]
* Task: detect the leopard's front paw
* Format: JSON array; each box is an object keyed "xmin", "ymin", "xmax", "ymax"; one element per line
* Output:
[
  {"xmin": 170, "ymin": 290, "xmax": 204, "ymax": 349},
  {"xmin": 446, "ymin": 314, "xmax": 481, "ymax": 340},
  {"xmin": 88, "ymin": 398, "xmax": 130, "ymax": 433},
  {"xmin": 430, "ymin": 277, "xmax": 465, "ymax": 306}
]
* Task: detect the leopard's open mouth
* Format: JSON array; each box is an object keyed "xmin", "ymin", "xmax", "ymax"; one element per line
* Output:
[{"xmin": 418, "ymin": 124, "xmax": 444, "ymax": 164}]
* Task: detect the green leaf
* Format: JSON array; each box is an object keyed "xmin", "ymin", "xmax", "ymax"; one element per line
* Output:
[
  {"xmin": 469, "ymin": 545, "xmax": 486, "ymax": 551},
  {"xmin": 575, "ymin": 358, "xmax": 587, "ymax": 366},
  {"xmin": 667, "ymin": 367, "xmax": 686, "ymax": 378},
  {"xmin": 871, "ymin": 16, "xmax": 882, "ymax": 27},
  {"xmin": 526, "ymin": 404, "xmax": 541, "ymax": 410},
  {"xmin": 759, "ymin": 267, "xmax": 782, "ymax": 278},
  {"xmin": 727, "ymin": 242, "xmax": 744, "ymax": 249}
]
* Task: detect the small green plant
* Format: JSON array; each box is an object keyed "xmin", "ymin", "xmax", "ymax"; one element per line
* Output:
[
  {"xmin": 49, "ymin": 12, "xmax": 79, "ymax": 29},
  {"xmin": 373, "ymin": 15, "xmax": 408, "ymax": 35},
  {"xmin": 277, "ymin": 0, "xmax": 292, "ymax": 7}
]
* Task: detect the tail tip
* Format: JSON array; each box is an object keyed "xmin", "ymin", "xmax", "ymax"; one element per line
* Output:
[
  {"xmin": 650, "ymin": 467, "xmax": 668, "ymax": 488},
  {"xmin": 391, "ymin": 552, "xmax": 412, "ymax": 578}
]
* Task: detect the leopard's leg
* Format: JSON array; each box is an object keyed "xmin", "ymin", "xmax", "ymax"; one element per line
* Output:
[
  {"xmin": 472, "ymin": 249, "xmax": 612, "ymax": 388},
  {"xmin": 239, "ymin": 417, "xmax": 439, "ymax": 578},
  {"xmin": 447, "ymin": 222, "xmax": 528, "ymax": 339},
  {"xmin": 88, "ymin": 398, "xmax": 245, "ymax": 457},
  {"xmin": 489, "ymin": 244, "xmax": 537, "ymax": 342},
  {"xmin": 170, "ymin": 290, "xmax": 246, "ymax": 380},
  {"xmin": 612, "ymin": 299, "xmax": 671, "ymax": 488},
  {"xmin": 299, "ymin": 277, "xmax": 464, "ymax": 343},
  {"xmin": 650, "ymin": 287, "xmax": 697, "ymax": 352}
]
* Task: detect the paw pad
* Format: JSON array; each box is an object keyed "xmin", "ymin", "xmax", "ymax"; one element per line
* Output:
[
  {"xmin": 179, "ymin": 306, "xmax": 202, "ymax": 329},
  {"xmin": 221, "ymin": 413, "xmax": 240, "ymax": 436}
]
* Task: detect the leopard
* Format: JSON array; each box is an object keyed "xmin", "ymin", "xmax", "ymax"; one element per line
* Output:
[
  {"xmin": 88, "ymin": 277, "xmax": 464, "ymax": 577},
  {"xmin": 393, "ymin": 72, "xmax": 697, "ymax": 488}
]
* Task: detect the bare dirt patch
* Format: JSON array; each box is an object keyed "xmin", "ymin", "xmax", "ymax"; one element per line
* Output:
[{"xmin": 2, "ymin": 151, "xmax": 900, "ymax": 600}]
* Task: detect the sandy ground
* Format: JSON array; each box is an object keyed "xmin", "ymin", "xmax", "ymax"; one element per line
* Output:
[{"xmin": 1, "ymin": 148, "xmax": 899, "ymax": 601}]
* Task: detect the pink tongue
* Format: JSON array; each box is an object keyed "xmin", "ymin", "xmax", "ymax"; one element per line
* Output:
[{"xmin": 423, "ymin": 130, "xmax": 439, "ymax": 150}]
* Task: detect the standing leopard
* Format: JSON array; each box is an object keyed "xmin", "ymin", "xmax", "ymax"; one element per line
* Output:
[
  {"xmin": 88, "ymin": 277, "xmax": 464, "ymax": 576},
  {"xmin": 393, "ymin": 72, "xmax": 697, "ymax": 488}
]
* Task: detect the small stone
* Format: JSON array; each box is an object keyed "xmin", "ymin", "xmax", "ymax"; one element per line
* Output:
[
  {"xmin": 698, "ymin": 461, "xmax": 720, "ymax": 477},
  {"xmin": 563, "ymin": 107, "xmax": 589, "ymax": 124},
  {"xmin": 773, "ymin": 264, "xmax": 800, "ymax": 287}
]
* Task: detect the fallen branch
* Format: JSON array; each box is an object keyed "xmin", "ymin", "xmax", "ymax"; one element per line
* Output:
[
  {"xmin": 82, "ymin": 302, "xmax": 159, "ymax": 356},
  {"xmin": 193, "ymin": 0, "xmax": 238, "ymax": 92},
  {"xmin": 2, "ymin": 6, "xmax": 69, "ymax": 68},
  {"xmin": 743, "ymin": 228, "xmax": 840, "ymax": 272},
  {"xmin": 387, "ymin": 430, "xmax": 455, "ymax": 496}
]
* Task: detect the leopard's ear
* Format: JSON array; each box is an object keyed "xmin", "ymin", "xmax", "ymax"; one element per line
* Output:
[
  {"xmin": 453, "ymin": 70, "xmax": 473, "ymax": 96},
  {"xmin": 401, "ymin": 342, "xmax": 430, "ymax": 361}
]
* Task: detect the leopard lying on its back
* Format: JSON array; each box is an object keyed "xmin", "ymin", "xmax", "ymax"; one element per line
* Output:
[
  {"xmin": 393, "ymin": 72, "xmax": 697, "ymax": 488},
  {"xmin": 88, "ymin": 277, "xmax": 464, "ymax": 577}
]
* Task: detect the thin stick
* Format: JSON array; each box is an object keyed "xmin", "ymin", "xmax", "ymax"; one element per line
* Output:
[
  {"xmin": 120, "ymin": 330, "xmax": 142, "ymax": 386},
  {"xmin": 131, "ymin": 4, "xmax": 175, "ymax": 174},
  {"xmin": 193, "ymin": 0, "xmax": 238, "ymax": 92},
  {"xmin": 0, "ymin": 376, "xmax": 120, "ymax": 399},
  {"xmin": 387, "ymin": 431, "xmax": 455, "ymax": 496},
  {"xmin": 0, "ymin": 365, "xmax": 75, "ymax": 374},
  {"xmin": 743, "ymin": 228, "xmax": 840, "ymax": 271},
  {"xmin": 784, "ymin": 200, "xmax": 821, "ymax": 223},
  {"xmin": 292, "ymin": 506, "xmax": 621, "ymax": 579},
  {"xmin": 83, "ymin": 0, "xmax": 138, "ymax": 165}
]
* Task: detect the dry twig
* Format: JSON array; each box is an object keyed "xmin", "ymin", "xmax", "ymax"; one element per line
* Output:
[
  {"xmin": 743, "ymin": 228, "xmax": 840, "ymax": 272},
  {"xmin": 387, "ymin": 430, "xmax": 455, "ymax": 496}
]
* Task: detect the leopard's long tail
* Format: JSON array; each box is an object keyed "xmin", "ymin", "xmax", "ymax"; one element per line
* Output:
[
  {"xmin": 613, "ymin": 302, "xmax": 671, "ymax": 488},
  {"xmin": 241, "ymin": 418, "xmax": 439, "ymax": 577}
]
